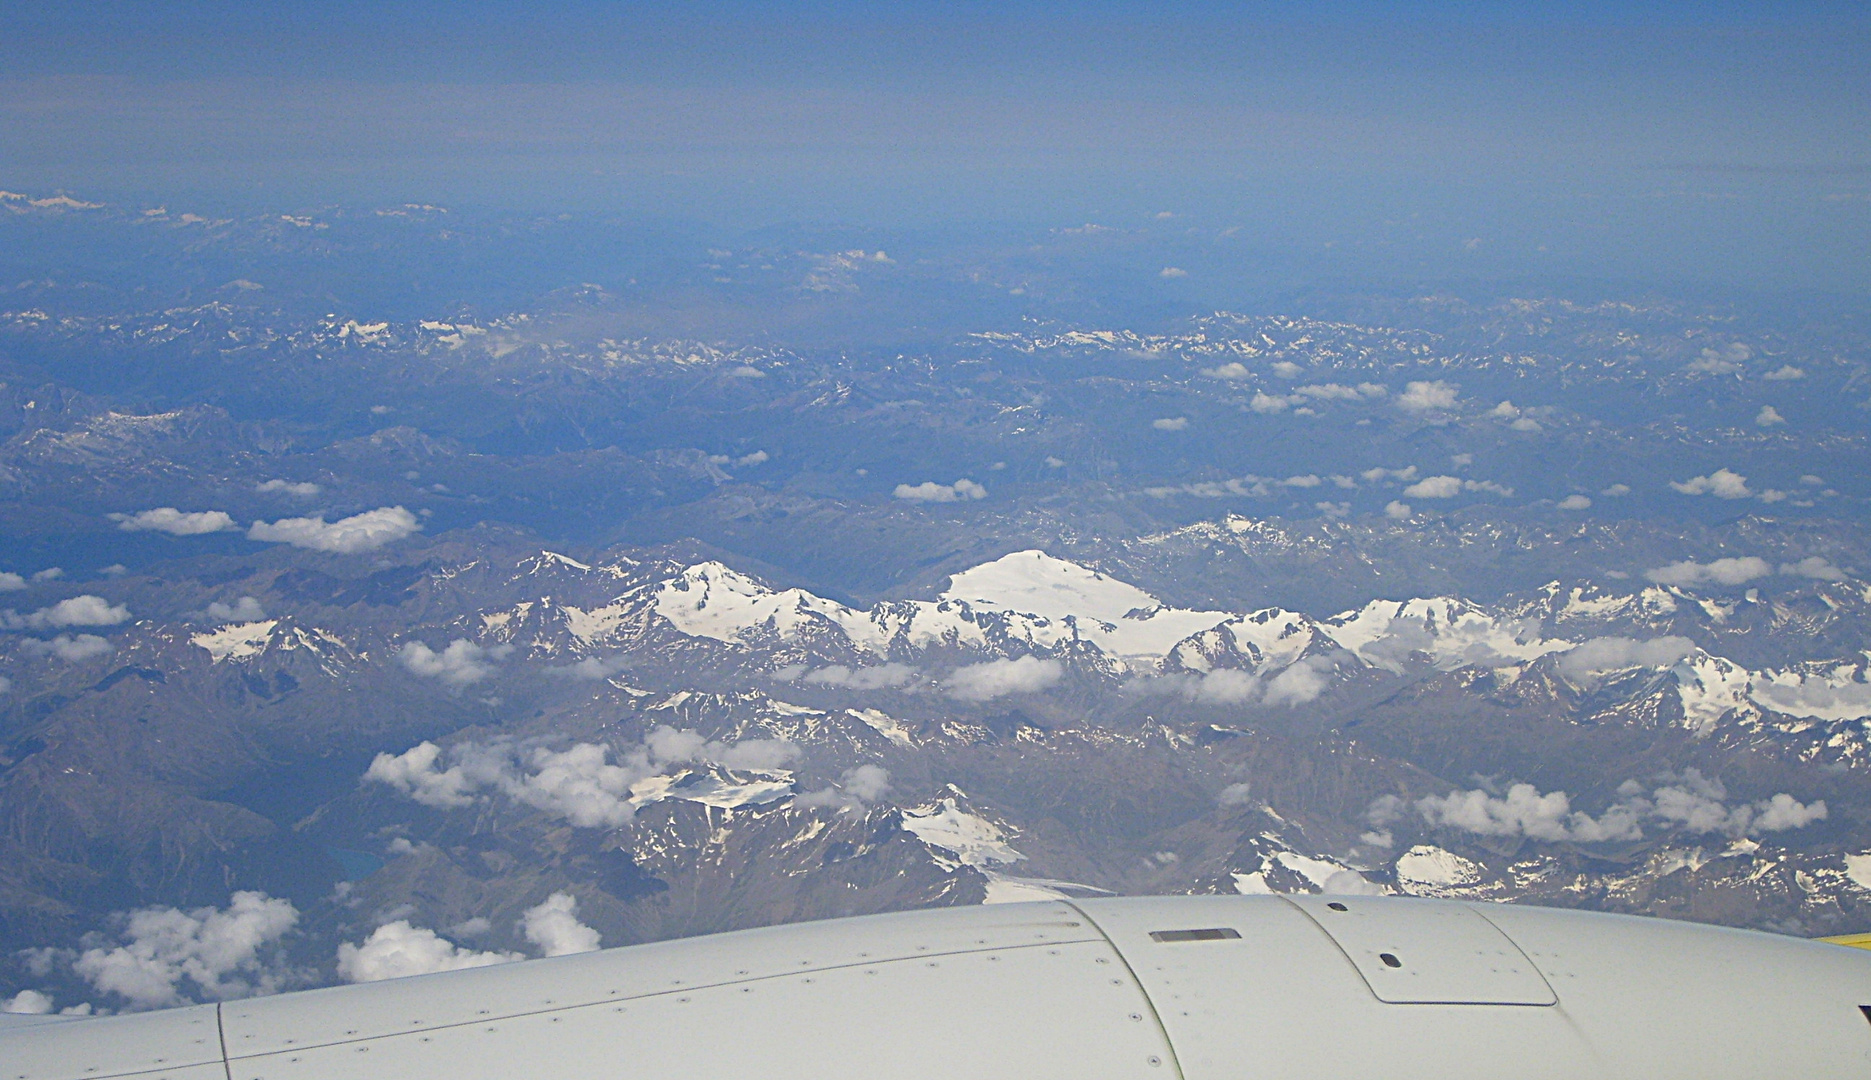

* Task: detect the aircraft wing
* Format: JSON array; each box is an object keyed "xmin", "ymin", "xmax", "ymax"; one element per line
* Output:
[{"xmin": 5, "ymin": 894, "xmax": 1869, "ymax": 1079}]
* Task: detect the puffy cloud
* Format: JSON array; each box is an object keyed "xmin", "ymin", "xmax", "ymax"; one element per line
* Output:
[
  {"xmin": 10, "ymin": 594, "xmax": 131, "ymax": 628},
  {"xmin": 1262, "ymin": 657, "xmax": 1331, "ymax": 706},
  {"xmin": 1752, "ymin": 677, "xmax": 1871, "ymax": 718},
  {"xmin": 0, "ymin": 572, "xmax": 24, "ymax": 591},
  {"xmin": 248, "ymin": 506, "xmax": 421, "ymax": 553},
  {"xmin": 32, "ymin": 568, "xmax": 62, "ymax": 582},
  {"xmin": 364, "ymin": 741, "xmax": 478, "ymax": 810},
  {"xmin": 1644, "ymin": 556, "xmax": 1772, "ymax": 588},
  {"xmin": 1397, "ymin": 380, "xmax": 1458, "ymax": 412},
  {"xmin": 68, "ymin": 891, "xmax": 300, "ymax": 1009},
  {"xmin": 1688, "ymin": 343, "xmax": 1750, "ymax": 374},
  {"xmin": 1159, "ymin": 266, "xmax": 1187, "ymax": 278},
  {"xmin": 735, "ymin": 450, "xmax": 770, "ymax": 467},
  {"xmin": 1402, "ymin": 475, "xmax": 1462, "ymax": 499},
  {"xmin": 796, "ymin": 764, "xmax": 894, "ymax": 811},
  {"xmin": 109, "ymin": 508, "xmax": 238, "ymax": 535},
  {"xmin": 2, "ymin": 990, "xmax": 54, "ymax": 1014},
  {"xmin": 399, "ymin": 639, "xmax": 511, "ymax": 687},
  {"xmin": 256, "ymin": 479, "xmax": 322, "ymax": 496},
  {"xmin": 1508, "ymin": 418, "xmax": 1542, "ymax": 432},
  {"xmin": 1754, "ymin": 405, "xmax": 1785, "ymax": 427},
  {"xmin": 1361, "ymin": 466, "xmax": 1418, "ymax": 483},
  {"xmin": 1385, "ymin": 500, "xmax": 1413, "ymax": 520},
  {"xmin": 800, "ymin": 663, "xmax": 920, "ymax": 690},
  {"xmin": 205, "ymin": 596, "xmax": 266, "ymax": 623},
  {"xmin": 1137, "ymin": 656, "xmax": 1336, "ymax": 708},
  {"xmin": 1249, "ymin": 392, "xmax": 1296, "ymax": 414},
  {"xmin": 1201, "ymin": 362, "xmax": 1250, "ymax": 380},
  {"xmin": 365, "ymin": 727, "xmax": 800, "ymax": 828},
  {"xmin": 1670, "ymin": 469, "xmax": 1751, "ymax": 499},
  {"xmin": 944, "ymin": 656, "xmax": 1063, "ymax": 701},
  {"xmin": 336, "ymin": 922, "xmax": 521, "ymax": 983},
  {"xmin": 1417, "ymin": 783, "xmax": 1642, "ymax": 843},
  {"xmin": 1270, "ymin": 361, "xmax": 1302, "ymax": 378},
  {"xmin": 1555, "ymin": 636, "xmax": 1696, "ymax": 685},
  {"xmin": 1557, "ymin": 495, "xmax": 1592, "ymax": 511},
  {"xmin": 1152, "ymin": 417, "xmax": 1189, "ymax": 431},
  {"xmin": 1321, "ymin": 870, "xmax": 1386, "ymax": 896},
  {"xmin": 1762, "ymin": 365, "xmax": 1804, "ymax": 381},
  {"xmin": 1781, "ymin": 556, "xmax": 1846, "ymax": 581},
  {"xmin": 19, "ymin": 634, "xmax": 113, "ymax": 662},
  {"xmin": 1216, "ymin": 782, "xmax": 1254, "ymax": 808},
  {"xmin": 1600, "ymin": 483, "xmax": 1631, "ymax": 496},
  {"xmin": 1402, "ymin": 475, "xmax": 1513, "ymax": 499},
  {"xmin": 893, "ymin": 479, "xmax": 988, "ymax": 503},
  {"xmin": 520, "ymin": 893, "xmax": 602, "ymax": 957},
  {"xmin": 1415, "ymin": 771, "xmax": 1825, "ymax": 845},
  {"xmin": 1488, "ymin": 401, "xmax": 1520, "ymax": 419}
]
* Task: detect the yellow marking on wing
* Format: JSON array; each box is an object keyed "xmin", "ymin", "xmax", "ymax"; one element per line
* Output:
[{"xmin": 1819, "ymin": 932, "xmax": 1871, "ymax": 951}]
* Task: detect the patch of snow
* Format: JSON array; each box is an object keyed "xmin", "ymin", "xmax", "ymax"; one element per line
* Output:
[
  {"xmin": 190, "ymin": 620, "xmax": 278, "ymax": 662},
  {"xmin": 900, "ymin": 798, "xmax": 1024, "ymax": 867},
  {"xmin": 1394, "ymin": 845, "xmax": 1484, "ymax": 895},
  {"xmin": 850, "ymin": 707, "xmax": 915, "ymax": 748}
]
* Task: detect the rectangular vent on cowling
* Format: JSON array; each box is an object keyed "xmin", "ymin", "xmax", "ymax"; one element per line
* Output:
[{"xmin": 1149, "ymin": 928, "xmax": 1241, "ymax": 943}]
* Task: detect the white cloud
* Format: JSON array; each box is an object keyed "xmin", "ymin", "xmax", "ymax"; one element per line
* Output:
[
  {"xmin": 1644, "ymin": 556, "xmax": 1772, "ymax": 588},
  {"xmin": 256, "ymin": 479, "xmax": 322, "ymax": 496},
  {"xmin": 1263, "ymin": 657, "xmax": 1332, "ymax": 705},
  {"xmin": 796, "ymin": 764, "xmax": 894, "ymax": 811},
  {"xmin": 1281, "ymin": 474, "xmax": 1321, "ymax": 488},
  {"xmin": 1670, "ymin": 468, "xmax": 1751, "ymax": 499},
  {"xmin": 1295, "ymin": 383, "xmax": 1386, "ymax": 401},
  {"xmin": 68, "ymin": 891, "xmax": 300, "ymax": 1009},
  {"xmin": 1315, "ymin": 501, "xmax": 1349, "ymax": 518},
  {"xmin": 0, "ymin": 572, "xmax": 23, "ymax": 591},
  {"xmin": 1270, "ymin": 361, "xmax": 1302, "ymax": 378},
  {"xmin": 1600, "ymin": 483, "xmax": 1631, "ymax": 496},
  {"xmin": 1249, "ymin": 392, "xmax": 1296, "ymax": 414},
  {"xmin": 520, "ymin": 893, "xmax": 601, "ymax": 957},
  {"xmin": 1385, "ymin": 500, "xmax": 1413, "ymax": 520},
  {"xmin": 1488, "ymin": 401, "xmax": 1520, "ymax": 419},
  {"xmin": 248, "ymin": 506, "xmax": 421, "ymax": 553},
  {"xmin": 365, "ymin": 727, "xmax": 800, "ymax": 828},
  {"xmin": 944, "ymin": 656, "xmax": 1063, "ymax": 701},
  {"xmin": 1361, "ymin": 466, "xmax": 1418, "ymax": 483},
  {"xmin": 1780, "ymin": 556, "xmax": 1846, "ymax": 581},
  {"xmin": 1509, "ymin": 417, "xmax": 1542, "ymax": 432},
  {"xmin": 1402, "ymin": 475, "xmax": 1462, "ymax": 499},
  {"xmin": 1557, "ymin": 495, "xmax": 1592, "ymax": 511},
  {"xmin": 1415, "ymin": 771, "xmax": 1824, "ymax": 845},
  {"xmin": 2, "ymin": 990, "xmax": 53, "ymax": 1014},
  {"xmin": 336, "ymin": 921, "xmax": 521, "ymax": 983},
  {"xmin": 9, "ymin": 594, "xmax": 130, "ymax": 628},
  {"xmin": 19, "ymin": 634, "xmax": 113, "ymax": 662},
  {"xmin": 32, "ymin": 568, "xmax": 62, "ymax": 582},
  {"xmin": 1417, "ymin": 783, "xmax": 1643, "ymax": 843},
  {"xmin": 1397, "ymin": 380, "xmax": 1458, "ymax": 412},
  {"xmin": 109, "ymin": 508, "xmax": 238, "ymax": 536},
  {"xmin": 1755, "ymin": 405, "xmax": 1785, "ymax": 427},
  {"xmin": 735, "ymin": 450, "xmax": 770, "ymax": 467},
  {"xmin": 1201, "ymin": 362, "xmax": 1250, "ymax": 380},
  {"xmin": 1137, "ymin": 656, "xmax": 1335, "ymax": 708},
  {"xmin": 801, "ymin": 663, "xmax": 919, "ymax": 690},
  {"xmin": 1152, "ymin": 417, "xmax": 1189, "ymax": 431},
  {"xmin": 1216, "ymin": 782, "xmax": 1254, "ymax": 808},
  {"xmin": 1762, "ymin": 365, "xmax": 1805, "ymax": 381},
  {"xmin": 1688, "ymin": 343, "xmax": 1750, "ymax": 374},
  {"xmin": 1159, "ymin": 266, "xmax": 1188, "ymax": 278},
  {"xmin": 205, "ymin": 596, "xmax": 266, "ymax": 623},
  {"xmin": 1554, "ymin": 636, "xmax": 1696, "ymax": 685},
  {"xmin": 399, "ymin": 640, "xmax": 511, "ymax": 688},
  {"xmin": 893, "ymin": 479, "xmax": 987, "ymax": 503}
]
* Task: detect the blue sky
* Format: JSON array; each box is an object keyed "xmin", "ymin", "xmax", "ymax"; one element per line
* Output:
[{"xmin": 2, "ymin": 2, "xmax": 1866, "ymax": 290}]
